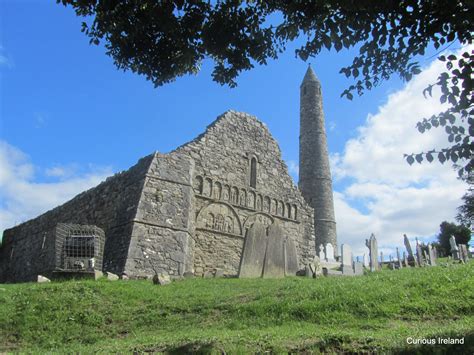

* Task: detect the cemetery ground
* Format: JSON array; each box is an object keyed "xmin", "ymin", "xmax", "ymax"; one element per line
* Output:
[{"xmin": 1, "ymin": 262, "xmax": 473, "ymax": 354}]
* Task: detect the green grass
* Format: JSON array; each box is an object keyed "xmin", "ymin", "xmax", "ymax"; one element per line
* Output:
[{"xmin": 1, "ymin": 262, "xmax": 473, "ymax": 353}]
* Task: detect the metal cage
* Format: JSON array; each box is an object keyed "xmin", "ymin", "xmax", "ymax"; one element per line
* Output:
[{"xmin": 54, "ymin": 223, "xmax": 105, "ymax": 273}]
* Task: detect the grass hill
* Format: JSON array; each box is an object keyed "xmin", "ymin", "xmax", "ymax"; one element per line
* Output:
[{"xmin": 1, "ymin": 262, "xmax": 473, "ymax": 353}]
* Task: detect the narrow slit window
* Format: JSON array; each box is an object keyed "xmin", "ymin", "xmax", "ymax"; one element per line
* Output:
[{"xmin": 250, "ymin": 157, "xmax": 257, "ymax": 188}]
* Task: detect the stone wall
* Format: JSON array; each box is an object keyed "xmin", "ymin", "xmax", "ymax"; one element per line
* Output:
[
  {"xmin": 0, "ymin": 154, "xmax": 153, "ymax": 282},
  {"xmin": 175, "ymin": 111, "xmax": 315, "ymax": 275},
  {"xmin": 123, "ymin": 152, "xmax": 195, "ymax": 278}
]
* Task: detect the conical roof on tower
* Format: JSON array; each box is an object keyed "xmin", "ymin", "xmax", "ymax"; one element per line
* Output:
[{"xmin": 301, "ymin": 65, "xmax": 319, "ymax": 85}]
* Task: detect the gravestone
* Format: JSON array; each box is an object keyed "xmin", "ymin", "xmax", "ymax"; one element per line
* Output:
[
  {"xmin": 428, "ymin": 244, "xmax": 436, "ymax": 266},
  {"xmin": 403, "ymin": 251, "xmax": 408, "ymax": 267},
  {"xmin": 238, "ymin": 221, "xmax": 267, "ymax": 278},
  {"xmin": 214, "ymin": 269, "xmax": 225, "ymax": 278},
  {"xmin": 341, "ymin": 244, "xmax": 353, "ymax": 266},
  {"xmin": 365, "ymin": 234, "xmax": 379, "ymax": 272},
  {"xmin": 263, "ymin": 224, "xmax": 286, "ymax": 278},
  {"xmin": 325, "ymin": 243, "xmax": 335, "ymax": 262},
  {"xmin": 404, "ymin": 234, "xmax": 415, "ymax": 266},
  {"xmin": 153, "ymin": 273, "xmax": 171, "ymax": 285},
  {"xmin": 342, "ymin": 264, "xmax": 354, "ymax": 275},
  {"xmin": 323, "ymin": 268, "xmax": 343, "ymax": 276},
  {"xmin": 37, "ymin": 275, "xmax": 51, "ymax": 283},
  {"xmin": 449, "ymin": 236, "xmax": 460, "ymax": 260},
  {"xmin": 396, "ymin": 248, "xmax": 403, "ymax": 269},
  {"xmin": 380, "ymin": 251, "xmax": 384, "ymax": 270},
  {"xmin": 106, "ymin": 272, "xmax": 119, "ymax": 281},
  {"xmin": 458, "ymin": 244, "xmax": 469, "ymax": 262},
  {"xmin": 285, "ymin": 237, "xmax": 299, "ymax": 276},
  {"xmin": 416, "ymin": 244, "xmax": 424, "ymax": 267},
  {"xmin": 353, "ymin": 262, "xmax": 364, "ymax": 276},
  {"xmin": 363, "ymin": 253, "xmax": 369, "ymax": 268},
  {"xmin": 313, "ymin": 256, "xmax": 322, "ymax": 276},
  {"xmin": 318, "ymin": 244, "xmax": 326, "ymax": 261}
]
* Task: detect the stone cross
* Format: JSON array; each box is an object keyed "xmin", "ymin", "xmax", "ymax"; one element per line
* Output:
[
  {"xmin": 365, "ymin": 233, "xmax": 379, "ymax": 272},
  {"xmin": 319, "ymin": 244, "xmax": 326, "ymax": 261}
]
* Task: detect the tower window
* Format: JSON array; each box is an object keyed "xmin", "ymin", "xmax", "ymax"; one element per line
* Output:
[{"xmin": 250, "ymin": 157, "xmax": 257, "ymax": 188}]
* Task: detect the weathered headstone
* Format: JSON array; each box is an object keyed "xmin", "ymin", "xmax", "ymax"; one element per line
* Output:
[
  {"xmin": 313, "ymin": 256, "xmax": 322, "ymax": 276},
  {"xmin": 458, "ymin": 244, "xmax": 469, "ymax": 262},
  {"xmin": 363, "ymin": 253, "xmax": 369, "ymax": 268},
  {"xmin": 153, "ymin": 273, "xmax": 171, "ymax": 285},
  {"xmin": 323, "ymin": 268, "xmax": 343, "ymax": 276},
  {"xmin": 341, "ymin": 244, "xmax": 353, "ymax": 266},
  {"xmin": 449, "ymin": 236, "xmax": 460, "ymax": 260},
  {"xmin": 404, "ymin": 234, "xmax": 415, "ymax": 266},
  {"xmin": 214, "ymin": 269, "xmax": 225, "ymax": 278},
  {"xmin": 365, "ymin": 234, "xmax": 379, "ymax": 272},
  {"xmin": 428, "ymin": 244, "xmax": 436, "ymax": 266},
  {"xmin": 325, "ymin": 243, "xmax": 335, "ymax": 262},
  {"xmin": 353, "ymin": 262, "xmax": 364, "ymax": 276},
  {"xmin": 403, "ymin": 251, "xmax": 408, "ymax": 267},
  {"xmin": 37, "ymin": 275, "xmax": 50, "ymax": 283},
  {"xmin": 380, "ymin": 251, "xmax": 383, "ymax": 270},
  {"xmin": 238, "ymin": 222, "xmax": 267, "ymax": 278},
  {"xmin": 416, "ymin": 244, "xmax": 424, "ymax": 267},
  {"xmin": 106, "ymin": 272, "xmax": 119, "ymax": 281},
  {"xmin": 396, "ymin": 248, "xmax": 403, "ymax": 269},
  {"xmin": 318, "ymin": 244, "xmax": 326, "ymax": 261},
  {"xmin": 203, "ymin": 271, "xmax": 214, "ymax": 278},
  {"xmin": 284, "ymin": 237, "xmax": 299, "ymax": 276},
  {"xmin": 263, "ymin": 224, "xmax": 286, "ymax": 278}
]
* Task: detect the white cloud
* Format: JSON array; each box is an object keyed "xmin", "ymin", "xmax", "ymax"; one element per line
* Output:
[
  {"xmin": 334, "ymin": 45, "xmax": 472, "ymax": 257},
  {"xmin": 0, "ymin": 45, "xmax": 13, "ymax": 69},
  {"xmin": 0, "ymin": 141, "xmax": 112, "ymax": 237},
  {"xmin": 286, "ymin": 160, "xmax": 299, "ymax": 180}
]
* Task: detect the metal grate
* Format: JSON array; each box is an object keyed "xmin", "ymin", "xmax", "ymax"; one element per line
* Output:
[{"xmin": 54, "ymin": 223, "xmax": 105, "ymax": 273}]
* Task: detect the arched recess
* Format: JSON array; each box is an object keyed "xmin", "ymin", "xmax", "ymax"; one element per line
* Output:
[
  {"xmin": 196, "ymin": 201, "xmax": 243, "ymax": 236},
  {"xmin": 243, "ymin": 212, "xmax": 275, "ymax": 236},
  {"xmin": 249, "ymin": 156, "xmax": 257, "ymax": 188},
  {"xmin": 194, "ymin": 175, "xmax": 203, "ymax": 194}
]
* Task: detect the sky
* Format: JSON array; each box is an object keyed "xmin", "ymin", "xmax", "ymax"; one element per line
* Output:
[{"xmin": 0, "ymin": 1, "xmax": 470, "ymax": 258}]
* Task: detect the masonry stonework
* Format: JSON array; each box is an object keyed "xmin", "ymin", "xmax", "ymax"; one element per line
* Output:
[{"xmin": 0, "ymin": 69, "xmax": 337, "ymax": 282}]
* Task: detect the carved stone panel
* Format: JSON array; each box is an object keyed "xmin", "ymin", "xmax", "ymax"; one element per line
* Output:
[{"xmin": 197, "ymin": 202, "xmax": 242, "ymax": 235}]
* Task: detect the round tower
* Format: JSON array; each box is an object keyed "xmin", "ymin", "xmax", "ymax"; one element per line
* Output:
[{"xmin": 298, "ymin": 66, "xmax": 337, "ymax": 253}]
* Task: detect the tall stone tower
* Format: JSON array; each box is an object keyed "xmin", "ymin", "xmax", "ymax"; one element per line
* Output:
[{"xmin": 299, "ymin": 66, "xmax": 337, "ymax": 252}]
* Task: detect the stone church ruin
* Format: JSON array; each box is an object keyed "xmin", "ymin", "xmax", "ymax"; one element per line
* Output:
[{"xmin": 0, "ymin": 67, "xmax": 338, "ymax": 282}]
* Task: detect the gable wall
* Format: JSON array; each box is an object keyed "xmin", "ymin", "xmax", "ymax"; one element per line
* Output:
[{"xmin": 175, "ymin": 111, "xmax": 315, "ymax": 276}]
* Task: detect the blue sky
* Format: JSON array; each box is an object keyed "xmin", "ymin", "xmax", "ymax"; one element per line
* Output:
[{"xmin": 0, "ymin": 1, "xmax": 470, "ymax": 256}]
